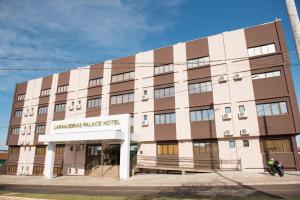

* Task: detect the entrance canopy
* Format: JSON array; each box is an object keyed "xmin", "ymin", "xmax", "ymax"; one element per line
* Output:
[{"xmin": 38, "ymin": 114, "xmax": 131, "ymax": 180}]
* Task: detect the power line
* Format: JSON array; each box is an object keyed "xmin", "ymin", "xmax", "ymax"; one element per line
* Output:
[{"xmin": 0, "ymin": 69, "xmax": 289, "ymax": 130}]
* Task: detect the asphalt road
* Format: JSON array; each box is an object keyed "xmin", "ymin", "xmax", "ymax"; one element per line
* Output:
[{"xmin": 0, "ymin": 184, "xmax": 299, "ymax": 199}]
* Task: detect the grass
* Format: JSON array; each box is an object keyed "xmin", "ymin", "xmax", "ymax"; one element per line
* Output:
[{"xmin": 0, "ymin": 190, "xmax": 299, "ymax": 200}]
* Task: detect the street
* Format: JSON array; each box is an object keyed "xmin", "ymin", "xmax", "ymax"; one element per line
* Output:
[{"xmin": 0, "ymin": 184, "xmax": 299, "ymax": 199}]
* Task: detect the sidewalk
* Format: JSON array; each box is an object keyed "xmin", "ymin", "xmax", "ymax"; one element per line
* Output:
[{"xmin": 0, "ymin": 171, "xmax": 299, "ymax": 187}]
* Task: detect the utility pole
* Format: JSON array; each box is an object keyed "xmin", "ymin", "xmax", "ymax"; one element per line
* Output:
[{"xmin": 285, "ymin": 0, "xmax": 300, "ymax": 66}]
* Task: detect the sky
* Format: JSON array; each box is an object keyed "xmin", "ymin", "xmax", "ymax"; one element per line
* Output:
[{"xmin": 0, "ymin": 0, "xmax": 300, "ymax": 150}]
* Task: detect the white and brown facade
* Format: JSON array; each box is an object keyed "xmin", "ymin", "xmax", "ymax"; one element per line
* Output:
[{"xmin": 6, "ymin": 20, "xmax": 300, "ymax": 176}]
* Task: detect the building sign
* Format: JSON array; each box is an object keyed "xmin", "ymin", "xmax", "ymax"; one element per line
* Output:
[{"xmin": 50, "ymin": 114, "xmax": 129, "ymax": 135}]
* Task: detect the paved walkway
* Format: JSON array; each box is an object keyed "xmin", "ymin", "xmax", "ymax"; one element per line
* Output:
[{"xmin": 0, "ymin": 171, "xmax": 299, "ymax": 187}]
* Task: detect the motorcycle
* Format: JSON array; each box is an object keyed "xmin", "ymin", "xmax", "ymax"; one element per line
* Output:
[{"xmin": 267, "ymin": 159, "xmax": 284, "ymax": 177}]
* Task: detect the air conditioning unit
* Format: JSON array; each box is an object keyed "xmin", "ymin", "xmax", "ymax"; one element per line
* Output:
[
  {"xmin": 69, "ymin": 105, "xmax": 74, "ymax": 111},
  {"xmin": 26, "ymin": 140, "xmax": 30, "ymax": 145},
  {"xmin": 142, "ymin": 95, "xmax": 148, "ymax": 101},
  {"xmin": 24, "ymin": 111, "xmax": 28, "ymax": 117},
  {"xmin": 77, "ymin": 144, "xmax": 84, "ymax": 151},
  {"xmin": 240, "ymin": 129, "xmax": 249, "ymax": 136},
  {"xmin": 27, "ymin": 130, "xmax": 31, "ymax": 135},
  {"xmin": 224, "ymin": 130, "xmax": 232, "ymax": 136},
  {"xmin": 29, "ymin": 108, "xmax": 34, "ymax": 116},
  {"xmin": 21, "ymin": 131, "xmax": 25, "ymax": 135},
  {"xmin": 142, "ymin": 120, "xmax": 149, "ymax": 126},
  {"xmin": 218, "ymin": 75, "xmax": 227, "ymax": 83},
  {"xmin": 238, "ymin": 112, "xmax": 248, "ymax": 119},
  {"xmin": 233, "ymin": 73, "xmax": 242, "ymax": 81},
  {"xmin": 76, "ymin": 104, "xmax": 81, "ymax": 110},
  {"xmin": 222, "ymin": 113, "xmax": 232, "ymax": 120}
]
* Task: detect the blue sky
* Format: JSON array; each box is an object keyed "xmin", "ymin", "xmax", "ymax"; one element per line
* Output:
[{"xmin": 0, "ymin": 0, "xmax": 299, "ymax": 149}]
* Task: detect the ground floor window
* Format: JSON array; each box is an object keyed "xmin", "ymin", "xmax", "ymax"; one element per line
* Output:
[
  {"xmin": 260, "ymin": 138, "xmax": 292, "ymax": 153},
  {"xmin": 157, "ymin": 143, "xmax": 178, "ymax": 155},
  {"xmin": 7, "ymin": 165, "xmax": 17, "ymax": 173},
  {"xmin": 53, "ymin": 167, "xmax": 62, "ymax": 176},
  {"xmin": 193, "ymin": 140, "xmax": 218, "ymax": 154},
  {"xmin": 33, "ymin": 166, "xmax": 43, "ymax": 175}
]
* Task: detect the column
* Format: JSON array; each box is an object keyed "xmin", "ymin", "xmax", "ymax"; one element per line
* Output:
[
  {"xmin": 119, "ymin": 114, "xmax": 131, "ymax": 180},
  {"xmin": 44, "ymin": 142, "xmax": 55, "ymax": 179}
]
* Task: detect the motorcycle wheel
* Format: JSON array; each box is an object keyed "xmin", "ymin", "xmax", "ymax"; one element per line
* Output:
[
  {"xmin": 267, "ymin": 168, "xmax": 276, "ymax": 176},
  {"xmin": 278, "ymin": 168, "xmax": 284, "ymax": 177}
]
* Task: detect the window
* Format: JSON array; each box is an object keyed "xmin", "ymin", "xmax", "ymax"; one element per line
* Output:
[
  {"xmin": 38, "ymin": 106, "xmax": 48, "ymax": 115},
  {"xmin": 17, "ymin": 94, "xmax": 25, "ymax": 101},
  {"xmin": 260, "ymin": 138, "xmax": 292, "ymax": 153},
  {"xmin": 193, "ymin": 141, "xmax": 218, "ymax": 154},
  {"xmin": 155, "ymin": 113, "xmax": 176, "ymax": 124},
  {"xmin": 157, "ymin": 143, "xmax": 178, "ymax": 155},
  {"xmin": 143, "ymin": 90, "xmax": 147, "ymax": 95},
  {"xmin": 54, "ymin": 103, "xmax": 66, "ymax": 112},
  {"xmin": 11, "ymin": 127, "xmax": 20, "ymax": 135},
  {"xmin": 110, "ymin": 93, "xmax": 134, "ymax": 105},
  {"xmin": 256, "ymin": 102, "xmax": 288, "ymax": 117},
  {"xmin": 190, "ymin": 109, "xmax": 214, "ymax": 122},
  {"xmin": 143, "ymin": 115, "xmax": 148, "ymax": 121},
  {"xmin": 9, "ymin": 146, "xmax": 20, "ymax": 155},
  {"xmin": 243, "ymin": 140, "xmax": 249, "ymax": 147},
  {"xmin": 40, "ymin": 88, "xmax": 51, "ymax": 97},
  {"xmin": 89, "ymin": 78, "xmax": 103, "ymax": 87},
  {"xmin": 14, "ymin": 110, "xmax": 23, "ymax": 118},
  {"xmin": 87, "ymin": 98, "xmax": 101, "ymax": 108},
  {"xmin": 55, "ymin": 145, "xmax": 64, "ymax": 156},
  {"xmin": 70, "ymin": 146, "xmax": 73, "ymax": 151},
  {"xmin": 225, "ymin": 107, "xmax": 231, "ymax": 113},
  {"xmin": 239, "ymin": 105, "xmax": 245, "ymax": 113},
  {"xmin": 35, "ymin": 125, "xmax": 46, "ymax": 135},
  {"xmin": 154, "ymin": 63, "xmax": 174, "ymax": 75},
  {"xmin": 154, "ymin": 87, "xmax": 175, "ymax": 99},
  {"xmin": 33, "ymin": 166, "xmax": 44, "ymax": 175},
  {"xmin": 229, "ymin": 140, "xmax": 236, "ymax": 148},
  {"xmin": 111, "ymin": 71, "xmax": 134, "ymax": 83},
  {"xmin": 252, "ymin": 70, "xmax": 281, "ymax": 80},
  {"xmin": 7, "ymin": 165, "xmax": 17, "ymax": 173},
  {"xmin": 248, "ymin": 44, "xmax": 276, "ymax": 57},
  {"xmin": 35, "ymin": 146, "xmax": 46, "ymax": 155},
  {"xmin": 57, "ymin": 85, "xmax": 68, "ymax": 93},
  {"xmin": 187, "ymin": 56, "xmax": 210, "ymax": 69},
  {"xmin": 188, "ymin": 81, "xmax": 212, "ymax": 94}
]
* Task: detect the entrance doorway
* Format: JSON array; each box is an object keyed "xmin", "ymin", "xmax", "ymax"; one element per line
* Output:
[{"xmin": 85, "ymin": 144, "xmax": 102, "ymax": 171}]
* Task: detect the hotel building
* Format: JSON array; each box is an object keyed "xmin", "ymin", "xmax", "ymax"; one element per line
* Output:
[{"xmin": 6, "ymin": 20, "xmax": 300, "ymax": 177}]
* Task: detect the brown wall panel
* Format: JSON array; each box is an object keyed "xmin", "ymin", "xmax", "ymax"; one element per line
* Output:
[
  {"xmin": 41, "ymin": 75, "xmax": 53, "ymax": 90},
  {"xmin": 110, "ymin": 81, "xmax": 134, "ymax": 93},
  {"xmin": 86, "ymin": 107, "xmax": 101, "ymax": 118},
  {"xmin": 55, "ymin": 93, "xmax": 68, "ymax": 102},
  {"xmin": 154, "ymin": 46, "xmax": 173, "ymax": 65},
  {"xmin": 36, "ymin": 114, "xmax": 47, "ymax": 124},
  {"xmin": 187, "ymin": 67, "xmax": 211, "ymax": 80},
  {"xmin": 155, "ymin": 125, "xmax": 176, "ymax": 141},
  {"xmin": 109, "ymin": 103, "xmax": 134, "ymax": 115},
  {"xmin": 7, "ymin": 134, "xmax": 19, "ymax": 146},
  {"xmin": 53, "ymin": 111, "xmax": 66, "ymax": 121},
  {"xmin": 111, "ymin": 55, "xmax": 135, "ymax": 75},
  {"xmin": 38, "ymin": 97, "xmax": 50, "ymax": 105},
  {"xmin": 249, "ymin": 54, "xmax": 284, "ymax": 70},
  {"xmin": 189, "ymin": 93, "xmax": 213, "ymax": 108},
  {"xmin": 190, "ymin": 121, "xmax": 216, "ymax": 139},
  {"xmin": 87, "ymin": 86, "xmax": 102, "ymax": 97},
  {"xmin": 261, "ymin": 153, "xmax": 296, "ymax": 170},
  {"xmin": 34, "ymin": 155, "xmax": 46, "ymax": 165},
  {"xmin": 154, "ymin": 97, "xmax": 175, "ymax": 111},
  {"xmin": 186, "ymin": 38, "xmax": 209, "ymax": 60},
  {"xmin": 154, "ymin": 73, "xmax": 174, "ymax": 86},
  {"xmin": 193, "ymin": 153, "xmax": 220, "ymax": 169},
  {"xmin": 89, "ymin": 64, "xmax": 104, "ymax": 79},
  {"xmin": 57, "ymin": 71, "xmax": 70, "ymax": 86},
  {"xmin": 157, "ymin": 155, "xmax": 179, "ymax": 167}
]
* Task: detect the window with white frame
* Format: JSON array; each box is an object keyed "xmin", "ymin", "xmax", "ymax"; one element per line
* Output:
[
  {"xmin": 57, "ymin": 85, "xmax": 68, "ymax": 93},
  {"xmin": 111, "ymin": 71, "xmax": 134, "ymax": 83},
  {"xmin": 154, "ymin": 64, "xmax": 174, "ymax": 75},
  {"xmin": 247, "ymin": 44, "xmax": 276, "ymax": 57},
  {"xmin": 154, "ymin": 87, "xmax": 175, "ymax": 99},
  {"xmin": 40, "ymin": 88, "xmax": 51, "ymax": 97},
  {"xmin": 35, "ymin": 125, "xmax": 46, "ymax": 134},
  {"xmin": 54, "ymin": 103, "xmax": 66, "ymax": 112},
  {"xmin": 89, "ymin": 78, "xmax": 102, "ymax": 87},
  {"xmin": 11, "ymin": 127, "xmax": 20, "ymax": 135},
  {"xmin": 17, "ymin": 94, "xmax": 25, "ymax": 101},
  {"xmin": 239, "ymin": 105, "xmax": 245, "ymax": 113},
  {"xmin": 252, "ymin": 70, "xmax": 281, "ymax": 80},
  {"xmin": 188, "ymin": 81, "xmax": 212, "ymax": 94},
  {"xmin": 110, "ymin": 93, "xmax": 134, "ymax": 105},
  {"xmin": 256, "ymin": 102, "xmax": 288, "ymax": 117},
  {"xmin": 190, "ymin": 109, "xmax": 214, "ymax": 122},
  {"xmin": 155, "ymin": 113, "xmax": 176, "ymax": 124},
  {"xmin": 187, "ymin": 56, "xmax": 210, "ymax": 69},
  {"xmin": 14, "ymin": 110, "xmax": 23, "ymax": 118},
  {"xmin": 87, "ymin": 97, "xmax": 101, "ymax": 108},
  {"xmin": 38, "ymin": 106, "xmax": 48, "ymax": 115}
]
